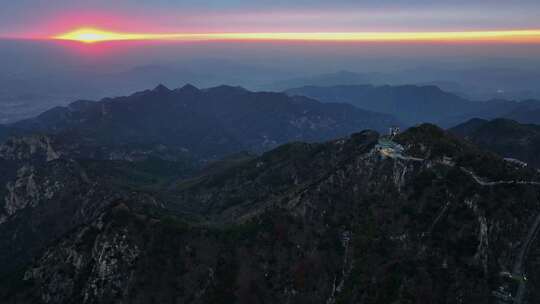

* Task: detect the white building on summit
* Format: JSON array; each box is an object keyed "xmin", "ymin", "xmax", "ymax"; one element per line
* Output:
[{"xmin": 389, "ymin": 126, "xmax": 400, "ymax": 138}]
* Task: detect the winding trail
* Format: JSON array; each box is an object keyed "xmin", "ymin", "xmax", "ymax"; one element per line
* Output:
[
  {"xmin": 460, "ymin": 168, "xmax": 540, "ymax": 187},
  {"xmin": 380, "ymin": 142, "xmax": 540, "ymax": 303},
  {"xmin": 458, "ymin": 166, "xmax": 540, "ymax": 303},
  {"xmin": 512, "ymin": 213, "xmax": 540, "ymax": 304}
]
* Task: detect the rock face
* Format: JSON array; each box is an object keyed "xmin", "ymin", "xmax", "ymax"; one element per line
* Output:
[
  {"xmin": 24, "ymin": 208, "xmax": 141, "ymax": 304},
  {"xmin": 0, "ymin": 134, "xmax": 163, "ymax": 281},
  {"xmin": 6, "ymin": 84, "xmax": 400, "ymax": 160},
  {"xmin": 2, "ymin": 125, "xmax": 540, "ymax": 303},
  {"xmin": 0, "ymin": 135, "xmax": 61, "ymax": 162}
]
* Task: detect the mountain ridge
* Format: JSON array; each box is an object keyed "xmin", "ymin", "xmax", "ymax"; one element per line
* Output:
[
  {"xmin": 286, "ymin": 84, "xmax": 540, "ymax": 126},
  {"xmin": 3, "ymin": 84, "xmax": 400, "ymax": 161},
  {"xmin": 450, "ymin": 118, "xmax": 540, "ymax": 169}
]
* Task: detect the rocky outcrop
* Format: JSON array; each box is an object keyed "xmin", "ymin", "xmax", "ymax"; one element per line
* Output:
[
  {"xmin": 0, "ymin": 135, "xmax": 60, "ymax": 162},
  {"xmin": 0, "ymin": 135, "xmax": 150, "ymax": 280},
  {"xmin": 25, "ymin": 208, "xmax": 140, "ymax": 304}
]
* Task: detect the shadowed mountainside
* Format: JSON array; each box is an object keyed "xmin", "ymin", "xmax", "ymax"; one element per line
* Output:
[
  {"xmin": 451, "ymin": 118, "xmax": 540, "ymax": 169},
  {"xmin": 1, "ymin": 125, "xmax": 540, "ymax": 303}
]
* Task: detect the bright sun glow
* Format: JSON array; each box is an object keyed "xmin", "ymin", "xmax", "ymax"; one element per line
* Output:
[
  {"xmin": 54, "ymin": 28, "xmax": 540, "ymax": 43},
  {"xmin": 54, "ymin": 28, "xmax": 147, "ymax": 43}
]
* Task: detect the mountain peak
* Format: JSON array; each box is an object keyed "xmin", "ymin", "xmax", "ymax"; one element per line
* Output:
[
  {"xmin": 153, "ymin": 84, "xmax": 170, "ymax": 93},
  {"xmin": 178, "ymin": 83, "xmax": 199, "ymax": 92},
  {"xmin": 395, "ymin": 123, "xmax": 474, "ymax": 159}
]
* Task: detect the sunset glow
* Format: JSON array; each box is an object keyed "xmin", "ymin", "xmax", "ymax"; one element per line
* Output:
[
  {"xmin": 54, "ymin": 28, "xmax": 540, "ymax": 44},
  {"xmin": 54, "ymin": 28, "xmax": 149, "ymax": 43}
]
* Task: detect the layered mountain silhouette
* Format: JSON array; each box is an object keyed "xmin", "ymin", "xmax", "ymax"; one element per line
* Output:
[
  {"xmin": 286, "ymin": 84, "xmax": 540, "ymax": 126},
  {"xmin": 4, "ymin": 84, "xmax": 399, "ymax": 160},
  {"xmin": 264, "ymin": 70, "xmax": 387, "ymax": 91},
  {"xmin": 504, "ymin": 101, "xmax": 540, "ymax": 125}
]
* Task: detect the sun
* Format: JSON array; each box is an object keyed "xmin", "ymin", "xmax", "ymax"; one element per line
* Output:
[{"xmin": 54, "ymin": 28, "xmax": 144, "ymax": 43}]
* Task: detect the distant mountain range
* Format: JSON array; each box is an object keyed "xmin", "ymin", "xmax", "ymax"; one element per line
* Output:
[
  {"xmin": 264, "ymin": 70, "xmax": 388, "ymax": 91},
  {"xmin": 451, "ymin": 118, "xmax": 540, "ymax": 168},
  {"xmin": 265, "ymin": 70, "xmax": 474, "ymax": 99},
  {"xmin": 286, "ymin": 84, "xmax": 540, "ymax": 126},
  {"xmin": 2, "ymin": 64, "xmax": 539, "ymax": 124},
  {"xmin": 504, "ymin": 103, "xmax": 540, "ymax": 125},
  {"xmin": 399, "ymin": 66, "xmax": 540, "ymax": 100},
  {"xmin": 267, "ymin": 68, "xmax": 540, "ymax": 100},
  {"xmin": 2, "ymin": 84, "xmax": 399, "ymax": 160}
]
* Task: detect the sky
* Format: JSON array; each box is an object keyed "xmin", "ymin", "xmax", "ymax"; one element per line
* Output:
[
  {"xmin": 1, "ymin": 1, "xmax": 539, "ymax": 75},
  {"xmin": 1, "ymin": 0, "xmax": 540, "ymax": 123},
  {"xmin": 2, "ymin": 0, "xmax": 540, "ymax": 38}
]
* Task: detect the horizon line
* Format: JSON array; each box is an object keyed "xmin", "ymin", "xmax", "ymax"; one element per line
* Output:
[{"xmin": 50, "ymin": 28, "xmax": 540, "ymax": 44}]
